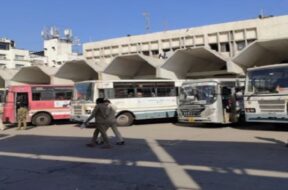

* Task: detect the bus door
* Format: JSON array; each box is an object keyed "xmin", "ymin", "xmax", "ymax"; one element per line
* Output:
[
  {"xmin": 221, "ymin": 86, "xmax": 233, "ymax": 123},
  {"xmin": 221, "ymin": 85, "xmax": 238, "ymax": 123},
  {"xmin": 15, "ymin": 92, "xmax": 29, "ymax": 115}
]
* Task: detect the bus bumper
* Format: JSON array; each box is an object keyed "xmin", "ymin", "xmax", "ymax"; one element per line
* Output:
[{"xmin": 245, "ymin": 113, "xmax": 288, "ymax": 123}]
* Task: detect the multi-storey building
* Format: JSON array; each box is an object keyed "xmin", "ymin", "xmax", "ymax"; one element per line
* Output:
[
  {"xmin": 0, "ymin": 38, "xmax": 31, "ymax": 69},
  {"xmin": 83, "ymin": 15, "xmax": 288, "ymax": 65},
  {"xmin": 42, "ymin": 27, "xmax": 79, "ymax": 67}
]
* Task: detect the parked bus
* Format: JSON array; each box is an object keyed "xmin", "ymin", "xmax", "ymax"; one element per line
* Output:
[
  {"xmin": 178, "ymin": 78, "xmax": 244, "ymax": 124},
  {"xmin": 245, "ymin": 63, "xmax": 288, "ymax": 123},
  {"xmin": 71, "ymin": 80, "xmax": 183, "ymax": 126},
  {"xmin": 2, "ymin": 85, "xmax": 73, "ymax": 126}
]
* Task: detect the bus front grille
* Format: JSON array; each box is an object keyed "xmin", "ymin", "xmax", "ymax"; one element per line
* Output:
[
  {"xmin": 73, "ymin": 105, "xmax": 82, "ymax": 115},
  {"xmin": 258, "ymin": 100, "xmax": 286, "ymax": 113},
  {"xmin": 180, "ymin": 109, "xmax": 202, "ymax": 117}
]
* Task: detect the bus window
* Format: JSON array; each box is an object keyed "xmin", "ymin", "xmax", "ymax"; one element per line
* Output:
[
  {"xmin": 114, "ymin": 82, "xmax": 134, "ymax": 98},
  {"xmin": 32, "ymin": 87, "xmax": 54, "ymax": 101},
  {"xmin": 156, "ymin": 82, "xmax": 175, "ymax": 97},
  {"xmin": 55, "ymin": 88, "xmax": 73, "ymax": 100}
]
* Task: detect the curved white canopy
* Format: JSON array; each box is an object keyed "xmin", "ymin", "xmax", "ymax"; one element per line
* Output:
[
  {"xmin": 233, "ymin": 38, "xmax": 288, "ymax": 70},
  {"xmin": 161, "ymin": 47, "xmax": 243, "ymax": 79},
  {"xmin": 55, "ymin": 60, "xmax": 103, "ymax": 82},
  {"xmin": 11, "ymin": 66, "xmax": 73, "ymax": 85},
  {"xmin": 103, "ymin": 54, "xmax": 164, "ymax": 79},
  {"xmin": 12, "ymin": 66, "xmax": 52, "ymax": 84}
]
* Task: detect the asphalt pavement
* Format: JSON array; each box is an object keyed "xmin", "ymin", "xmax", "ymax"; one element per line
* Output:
[{"xmin": 0, "ymin": 121, "xmax": 288, "ymax": 190}]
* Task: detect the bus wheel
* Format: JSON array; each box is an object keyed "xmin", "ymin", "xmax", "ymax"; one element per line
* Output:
[
  {"xmin": 116, "ymin": 112, "xmax": 134, "ymax": 126},
  {"xmin": 32, "ymin": 113, "xmax": 52, "ymax": 126}
]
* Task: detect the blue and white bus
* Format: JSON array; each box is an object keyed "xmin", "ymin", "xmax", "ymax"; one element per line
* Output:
[{"xmin": 71, "ymin": 79, "xmax": 183, "ymax": 126}]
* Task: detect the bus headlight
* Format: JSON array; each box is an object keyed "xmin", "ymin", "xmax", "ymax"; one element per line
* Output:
[{"xmin": 245, "ymin": 108, "xmax": 256, "ymax": 113}]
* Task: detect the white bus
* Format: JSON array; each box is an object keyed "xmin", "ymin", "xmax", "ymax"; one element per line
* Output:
[
  {"xmin": 71, "ymin": 80, "xmax": 183, "ymax": 126},
  {"xmin": 245, "ymin": 63, "xmax": 288, "ymax": 123},
  {"xmin": 178, "ymin": 78, "xmax": 244, "ymax": 124}
]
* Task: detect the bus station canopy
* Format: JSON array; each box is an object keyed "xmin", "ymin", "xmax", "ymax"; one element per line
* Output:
[
  {"xmin": 11, "ymin": 66, "xmax": 73, "ymax": 85},
  {"xmin": 102, "ymin": 54, "xmax": 164, "ymax": 79},
  {"xmin": 55, "ymin": 59, "xmax": 102, "ymax": 82},
  {"xmin": 0, "ymin": 69, "xmax": 18, "ymax": 88},
  {"xmin": 233, "ymin": 38, "xmax": 288, "ymax": 70},
  {"xmin": 160, "ymin": 47, "xmax": 244, "ymax": 79}
]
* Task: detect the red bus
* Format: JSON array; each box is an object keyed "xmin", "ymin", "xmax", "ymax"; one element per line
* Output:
[{"xmin": 2, "ymin": 85, "xmax": 73, "ymax": 126}]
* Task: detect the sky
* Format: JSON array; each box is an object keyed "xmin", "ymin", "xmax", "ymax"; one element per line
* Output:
[{"xmin": 1, "ymin": 0, "xmax": 288, "ymax": 52}]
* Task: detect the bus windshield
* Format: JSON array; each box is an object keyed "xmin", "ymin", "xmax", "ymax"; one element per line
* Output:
[
  {"xmin": 179, "ymin": 84, "xmax": 217, "ymax": 105},
  {"xmin": 247, "ymin": 66, "xmax": 288, "ymax": 94},
  {"xmin": 74, "ymin": 82, "xmax": 94, "ymax": 101}
]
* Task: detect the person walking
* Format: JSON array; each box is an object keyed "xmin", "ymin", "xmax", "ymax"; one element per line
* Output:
[
  {"xmin": 16, "ymin": 103, "xmax": 28, "ymax": 130},
  {"xmin": 83, "ymin": 98, "xmax": 112, "ymax": 149},
  {"xmin": 104, "ymin": 99, "xmax": 125, "ymax": 145},
  {"xmin": 90, "ymin": 99, "xmax": 125, "ymax": 145}
]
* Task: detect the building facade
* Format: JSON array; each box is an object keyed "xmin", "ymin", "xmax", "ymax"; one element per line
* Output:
[
  {"xmin": 0, "ymin": 38, "xmax": 31, "ymax": 69},
  {"xmin": 83, "ymin": 15, "xmax": 288, "ymax": 65},
  {"xmin": 44, "ymin": 38, "xmax": 78, "ymax": 67}
]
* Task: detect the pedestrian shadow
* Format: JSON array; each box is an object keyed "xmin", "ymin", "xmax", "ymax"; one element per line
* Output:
[{"xmin": 255, "ymin": 136, "xmax": 287, "ymax": 145}]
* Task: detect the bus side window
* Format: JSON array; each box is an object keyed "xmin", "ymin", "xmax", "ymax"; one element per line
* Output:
[
  {"xmin": 55, "ymin": 92, "xmax": 65, "ymax": 100},
  {"xmin": 32, "ymin": 92, "xmax": 41, "ymax": 100},
  {"xmin": 98, "ymin": 89, "xmax": 105, "ymax": 98}
]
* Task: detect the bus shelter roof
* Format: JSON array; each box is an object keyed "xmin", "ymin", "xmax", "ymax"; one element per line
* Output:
[
  {"xmin": 233, "ymin": 38, "xmax": 288, "ymax": 70},
  {"xmin": 55, "ymin": 59, "xmax": 103, "ymax": 82},
  {"xmin": 102, "ymin": 54, "xmax": 164, "ymax": 79},
  {"xmin": 0, "ymin": 69, "xmax": 18, "ymax": 88},
  {"xmin": 11, "ymin": 66, "xmax": 52, "ymax": 84},
  {"xmin": 160, "ymin": 47, "xmax": 244, "ymax": 79},
  {"xmin": 11, "ymin": 66, "xmax": 73, "ymax": 85}
]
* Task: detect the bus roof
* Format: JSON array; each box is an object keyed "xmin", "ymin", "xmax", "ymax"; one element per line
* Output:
[
  {"xmin": 7, "ymin": 84, "xmax": 73, "ymax": 88},
  {"xmin": 75, "ymin": 79, "xmax": 182, "ymax": 83},
  {"xmin": 247, "ymin": 63, "xmax": 288, "ymax": 71},
  {"xmin": 182, "ymin": 78, "xmax": 244, "ymax": 85}
]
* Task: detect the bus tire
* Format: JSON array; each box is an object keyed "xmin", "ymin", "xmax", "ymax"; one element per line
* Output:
[
  {"xmin": 32, "ymin": 113, "xmax": 52, "ymax": 126},
  {"xmin": 116, "ymin": 112, "xmax": 134, "ymax": 126}
]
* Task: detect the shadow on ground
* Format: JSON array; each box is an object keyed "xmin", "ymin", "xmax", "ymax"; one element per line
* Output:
[{"xmin": 0, "ymin": 133, "xmax": 288, "ymax": 190}]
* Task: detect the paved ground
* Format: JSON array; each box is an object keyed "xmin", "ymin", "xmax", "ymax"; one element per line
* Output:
[{"xmin": 0, "ymin": 121, "xmax": 288, "ymax": 190}]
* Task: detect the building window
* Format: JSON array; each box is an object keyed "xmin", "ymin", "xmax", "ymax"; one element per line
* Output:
[
  {"xmin": 15, "ymin": 55, "xmax": 25, "ymax": 60},
  {"xmin": 142, "ymin": 51, "xmax": 149, "ymax": 56},
  {"xmin": 15, "ymin": 64, "xmax": 24, "ymax": 68},
  {"xmin": 220, "ymin": 42, "xmax": 230, "ymax": 52},
  {"xmin": 209, "ymin": 43, "xmax": 218, "ymax": 51},
  {"xmin": 151, "ymin": 50, "xmax": 159, "ymax": 55},
  {"xmin": 236, "ymin": 41, "xmax": 245, "ymax": 51},
  {"xmin": 0, "ymin": 42, "xmax": 9, "ymax": 50},
  {"xmin": 247, "ymin": 39, "xmax": 256, "ymax": 45}
]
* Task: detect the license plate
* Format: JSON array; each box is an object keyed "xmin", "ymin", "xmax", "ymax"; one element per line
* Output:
[{"xmin": 188, "ymin": 117, "xmax": 195, "ymax": 122}]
